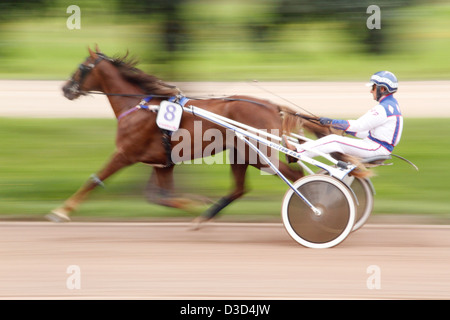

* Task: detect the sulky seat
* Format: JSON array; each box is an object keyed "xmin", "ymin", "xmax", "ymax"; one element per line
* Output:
[{"xmin": 361, "ymin": 155, "xmax": 392, "ymax": 167}]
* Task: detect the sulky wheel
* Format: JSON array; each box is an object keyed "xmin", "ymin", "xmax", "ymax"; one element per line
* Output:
[
  {"xmin": 281, "ymin": 175, "xmax": 356, "ymax": 248},
  {"xmin": 318, "ymin": 170, "xmax": 374, "ymax": 232},
  {"xmin": 345, "ymin": 176, "xmax": 374, "ymax": 232}
]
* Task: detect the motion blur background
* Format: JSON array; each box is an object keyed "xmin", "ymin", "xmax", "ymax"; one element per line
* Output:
[
  {"xmin": 1, "ymin": 0, "xmax": 449, "ymax": 220},
  {"xmin": 1, "ymin": 0, "xmax": 450, "ymax": 80}
]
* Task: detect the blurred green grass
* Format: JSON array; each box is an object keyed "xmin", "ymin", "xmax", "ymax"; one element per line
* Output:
[
  {"xmin": 0, "ymin": 117, "xmax": 448, "ymax": 220},
  {"xmin": 1, "ymin": 2, "xmax": 450, "ymax": 81}
]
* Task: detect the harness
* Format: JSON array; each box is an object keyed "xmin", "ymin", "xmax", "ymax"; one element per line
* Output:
[{"xmin": 117, "ymin": 95, "xmax": 191, "ymax": 167}]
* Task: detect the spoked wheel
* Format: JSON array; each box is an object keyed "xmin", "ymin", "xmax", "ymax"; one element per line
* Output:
[{"xmin": 281, "ymin": 175, "xmax": 356, "ymax": 249}]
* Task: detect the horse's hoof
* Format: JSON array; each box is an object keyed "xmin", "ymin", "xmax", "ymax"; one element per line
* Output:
[
  {"xmin": 45, "ymin": 210, "xmax": 71, "ymax": 223},
  {"xmin": 189, "ymin": 216, "xmax": 210, "ymax": 230},
  {"xmin": 171, "ymin": 197, "xmax": 207, "ymax": 215}
]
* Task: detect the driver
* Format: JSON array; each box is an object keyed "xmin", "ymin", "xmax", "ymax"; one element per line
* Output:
[{"xmin": 285, "ymin": 71, "xmax": 403, "ymax": 160}]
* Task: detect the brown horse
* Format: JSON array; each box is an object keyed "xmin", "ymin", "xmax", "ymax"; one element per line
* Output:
[{"xmin": 47, "ymin": 46, "xmax": 330, "ymax": 223}]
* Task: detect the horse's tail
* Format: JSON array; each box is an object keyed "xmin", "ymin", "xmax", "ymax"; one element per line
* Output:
[
  {"xmin": 279, "ymin": 106, "xmax": 303, "ymax": 135},
  {"xmin": 278, "ymin": 106, "xmax": 332, "ymax": 138},
  {"xmin": 332, "ymin": 153, "xmax": 375, "ymax": 179}
]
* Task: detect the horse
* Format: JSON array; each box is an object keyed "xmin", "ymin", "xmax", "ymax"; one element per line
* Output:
[{"xmin": 46, "ymin": 46, "xmax": 335, "ymax": 223}]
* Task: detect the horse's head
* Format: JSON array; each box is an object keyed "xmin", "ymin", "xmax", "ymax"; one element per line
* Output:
[{"xmin": 62, "ymin": 46, "xmax": 107, "ymax": 100}]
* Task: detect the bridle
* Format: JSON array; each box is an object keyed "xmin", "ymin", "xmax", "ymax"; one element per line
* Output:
[{"xmin": 66, "ymin": 54, "xmax": 108, "ymax": 96}]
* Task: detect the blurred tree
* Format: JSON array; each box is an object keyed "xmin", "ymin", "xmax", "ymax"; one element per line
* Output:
[
  {"xmin": 269, "ymin": 0, "xmax": 416, "ymax": 54},
  {"xmin": 116, "ymin": 0, "xmax": 189, "ymax": 78},
  {"xmin": 117, "ymin": 0, "xmax": 187, "ymax": 54},
  {"xmin": 0, "ymin": 0, "xmax": 54, "ymax": 56},
  {"xmin": 0, "ymin": 0, "xmax": 51, "ymax": 18}
]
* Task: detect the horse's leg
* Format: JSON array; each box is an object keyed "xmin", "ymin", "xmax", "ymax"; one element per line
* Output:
[
  {"xmin": 277, "ymin": 161, "xmax": 304, "ymax": 182},
  {"xmin": 145, "ymin": 167, "xmax": 174, "ymax": 203},
  {"xmin": 146, "ymin": 166, "xmax": 206, "ymax": 212},
  {"xmin": 193, "ymin": 162, "xmax": 249, "ymax": 227},
  {"xmin": 47, "ymin": 151, "xmax": 133, "ymax": 222}
]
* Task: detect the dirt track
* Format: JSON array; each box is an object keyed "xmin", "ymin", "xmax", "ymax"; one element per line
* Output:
[
  {"xmin": 1, "ymin": 80, "xmax": 450, "ymax": 118},
  {"xmin": 1, "ymin": 221, "xmax": 449, "ymax": 299}
]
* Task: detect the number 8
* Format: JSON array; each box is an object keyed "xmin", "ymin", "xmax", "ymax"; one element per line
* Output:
[{"xmin": 164, "ymin": 105, "xmax": 176, "ymax": 121}]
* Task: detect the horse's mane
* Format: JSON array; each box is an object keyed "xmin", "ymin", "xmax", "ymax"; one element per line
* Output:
[{"xmin": 107, "ymin": 52, "xmax": 181, "ymax": 96}]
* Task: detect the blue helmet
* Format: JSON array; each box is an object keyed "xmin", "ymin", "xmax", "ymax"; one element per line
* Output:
[
  {"xmin": 366, "ymin": 71, "xmax": 398, "ymax": 101},
  {"xmin": 367, "ymin": 71, "xmax": 398, "ymax": 93}
]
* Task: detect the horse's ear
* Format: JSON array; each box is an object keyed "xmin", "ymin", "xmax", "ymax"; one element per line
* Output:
[
  {"xmin": 88, "ymin": 46, "xmax": 97, "ymax": 58},
  {"xmin": 95, "ymin": 44, "xmax": 102, "ymax": 54}
]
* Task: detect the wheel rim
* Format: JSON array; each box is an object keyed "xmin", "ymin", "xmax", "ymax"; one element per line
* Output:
[
  {"xmin": 282, "ymin": 175, "xmax": 355, "ymax": 248},
  {"xmin": 350, "ymin": 178, "xmax": 374, "ymax": 231}
]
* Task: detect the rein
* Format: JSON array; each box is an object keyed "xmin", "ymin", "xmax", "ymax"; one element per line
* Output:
[
  {"xmin": 85, "ymin": 90, "xmax": 273, "ymax": 108},
  {"xmin": 85, "ymin": 91, "xmax": 169, "ymax": 98},
  {"xmin": 292, "ymin": 113, "xmax": 321, "ymax": 124},
  {"xmin": 279, "ymin": 109, "xmax": 321, "ymax": 125},
  {"xmin": 87, "ymin": 90, "xmax": 323, "ymax": 127},
  {"xmin": 84, "ymin": 91, "xmax": 275, "ymax": 118}
]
